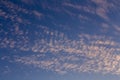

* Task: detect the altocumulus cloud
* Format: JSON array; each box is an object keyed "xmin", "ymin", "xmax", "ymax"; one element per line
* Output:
[
  {"xmin": 10, "ymin": 31, "xmax": 120, "ymax": 75},
  {"xmin": 1, "ymin": 0, "xmax": 120, "ymax": 75}
]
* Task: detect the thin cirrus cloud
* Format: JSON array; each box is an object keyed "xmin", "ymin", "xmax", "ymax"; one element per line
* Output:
[{"xmin": 63, "ymin": 0, "xmax": 114, "ymax": 21}]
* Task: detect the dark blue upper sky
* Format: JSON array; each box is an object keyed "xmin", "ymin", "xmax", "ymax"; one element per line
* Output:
[{"xmin": 1, "ymin": 0, "xmax": 120, "ymax": 80}]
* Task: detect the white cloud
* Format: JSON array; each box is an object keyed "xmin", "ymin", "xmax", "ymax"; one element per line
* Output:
[
  {"xmin": 11, "ymin": 32, "xmax": 120, "ymax": 75},
  {"xmin": 1, "ymin": 0, "xmax": 120, "ymax": 76}
]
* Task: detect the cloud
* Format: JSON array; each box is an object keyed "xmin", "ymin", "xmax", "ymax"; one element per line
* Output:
[
  {"xmin": 1, "ymin": 13, "xmax": 120, "ymax": 75},
  {"xmin": 33, "ymin": 10, "xmax": 43, "ymax": 18},
  {"xmin": 95, "ymin": 7, "xmax": 109, "ymax": 20},
  {"xmin": 91, "ymin": 0, "xmax": 114, "ymax": 21},
  {"xmin": 1, "ymin": 0, "xmax": 120, "ymax": 76},
  {"xmin": 101, "ymin": 23, "xmax": 109, "ymax": 28},
  {"xmin": 0, "ymin": 0, "xmax": 43, "ymax": 26},
  {"xmin": 63, "ymin": 2, "xmax": 95, "ymax": 14},
  {"xmin": 9, "ymin": 32, "xmax": 120, "ymax": 75},
  {"xmin": 113, "ymin": 25, "xmax": 120, "ymax": 32},
  {"xmin": 63, "ymin": 0, "xmax": 116, "ymax": 21},
  {"xmin": 3, "ymin": 66, "xmax": 11, "ymax": 74},
  {"xmin": 21, "ymin": 0, "xmax": 34, "ymax": 5}
]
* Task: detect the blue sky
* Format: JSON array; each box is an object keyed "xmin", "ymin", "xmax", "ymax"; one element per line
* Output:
[{"xmin": 1, "ymin": 0, "xmax": 120, "ymax": 80}]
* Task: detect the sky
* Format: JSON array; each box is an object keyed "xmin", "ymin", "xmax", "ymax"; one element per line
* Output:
[{"xmin": 1, "ymin": 0, "xmax": 120, "ymax": 80}]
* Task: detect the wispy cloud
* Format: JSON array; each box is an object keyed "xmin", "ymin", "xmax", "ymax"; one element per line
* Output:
[
  {"xmin": 63, "ymin": 0, "xmax": 115, "ymax": 21},
  {"xmin": 63, "ymin": 2, "xmax": 95, "ymax": 14},
  {"xmin": 33, "ymin": 10, "xmax": 43, "ymax": 18}
]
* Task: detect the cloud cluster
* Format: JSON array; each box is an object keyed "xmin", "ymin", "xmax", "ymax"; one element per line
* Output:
[
  {"xmin": 12, "ymin": 32, "xmax": 120, "ymax": 75},
  {"xmin": 1, "ymin": 0, "xmax": 120, "ymax": 76}
]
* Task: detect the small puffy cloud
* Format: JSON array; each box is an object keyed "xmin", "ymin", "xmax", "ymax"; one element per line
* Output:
[
  {"xmin": 11, "ymin": 32, "xmax": 120, "ymax": 75},
  {"xmin": 1, "ymin": 0, "xmax": 120, "ymax": 76}
]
